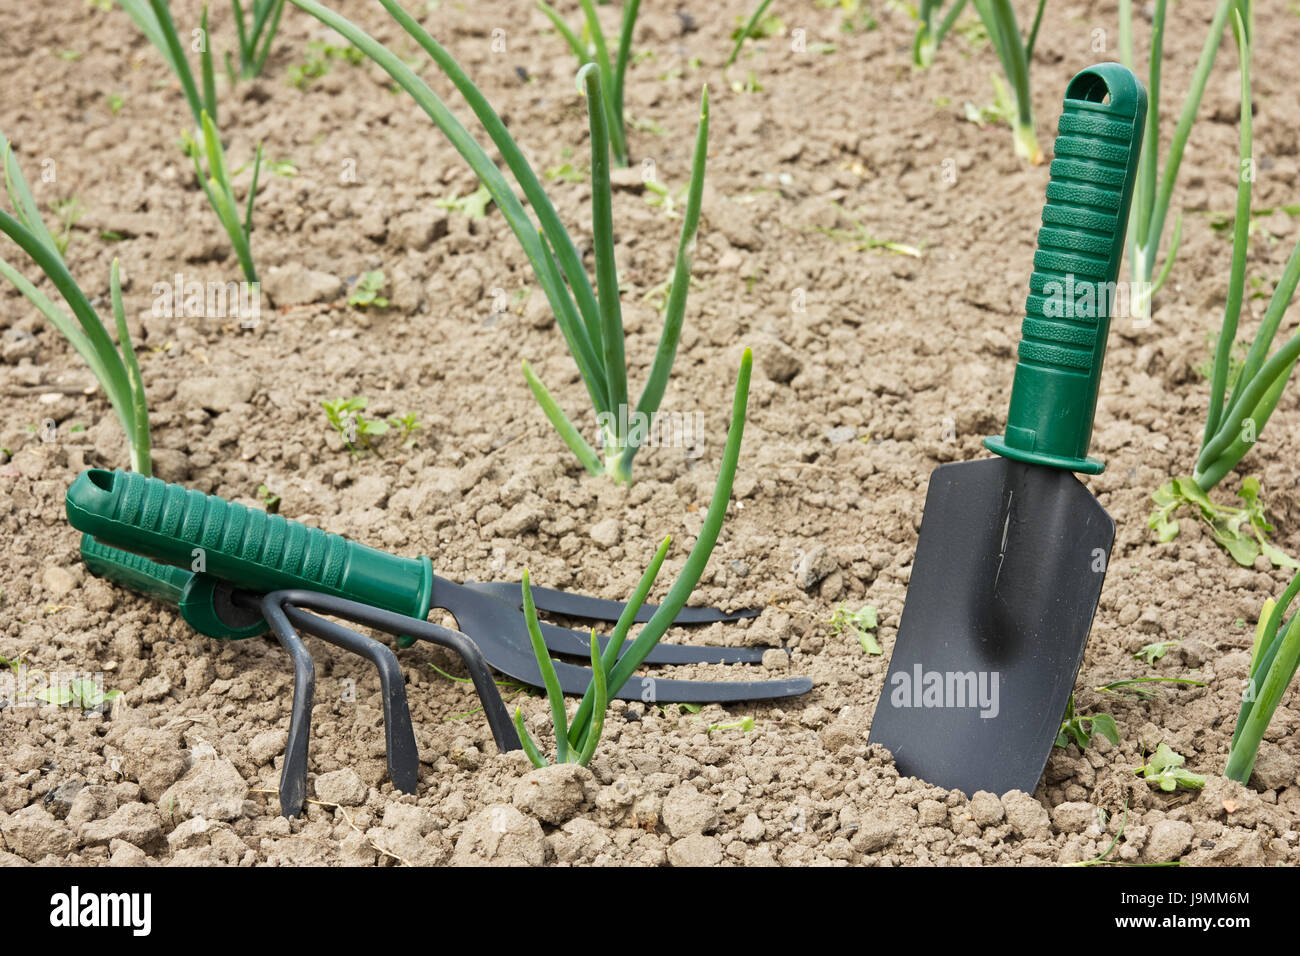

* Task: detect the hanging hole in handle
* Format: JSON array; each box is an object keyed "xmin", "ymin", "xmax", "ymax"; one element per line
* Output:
[{"xmin": 1067, "ymin": 72, "xmax": 1111, "ymax": 104}]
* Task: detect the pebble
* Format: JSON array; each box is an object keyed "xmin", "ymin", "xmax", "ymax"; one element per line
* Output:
[
  {"xmin": 314, "ymin": 768, "xmax": 368, "ymax": 807},
  {"xmin": 451, "ymin": 805, "xmax": 545, "ymax": 866},
  {"xmin": 589, "ymin": 518, "xmax": 622, "ymax": 549},
  {"xmin": 512, "ymin": 764, "xmax": 593, "ymax": 825},
  {"xmin": 667, "ymin": 833, "xmax": 722, "ymax": 867},
  {"xmin": 662, "ymin": 783, "xmax": 719, "ymax": 838}
]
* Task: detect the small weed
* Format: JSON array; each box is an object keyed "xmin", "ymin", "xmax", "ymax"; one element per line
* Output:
[
  {"xmin": 1136, "ymin": 743, "xmax": 1206, "ymax": 792},
  {"xmin": 707, "ymin": 716, "xmax": 755, "ymax": 734},
  {"xmin": 1055, "ymin": 695, "xmax": 1119, "ymax": 750},
  {"xmin": 348, "ymin": 270, "xmax": 388, "ymax": 309},
  {"xmin": 52, "ymin": 196, "xmax": 85, "ymax": 256},
  {"xmin": 1149, "ymin": 476, "xmax": 1297, "ymax": 569},
  {"xmin": 107, "ymin": 93, "xmax": 125, "ymax": 114},
  {"xmin": 1135, "ymin": 640, "xmax": 1179, "ymax": 665},
  {"xmin": 257, "ymin": 483, "xmax": 281, "ymax": 513},
  {"xmin": 288, "ymin": 39, "xmax": 363, "ymax": 89},
  {"xmin": 433, "ymin": 184, "xmax": 492, "ymax": 220},
  {"xmin": 817, "ymin": 207, "xmax": 922, "ymax": 258},
  {"xmin": 830, "ymin": 603, "xmax": 881, "ymax": 655}
]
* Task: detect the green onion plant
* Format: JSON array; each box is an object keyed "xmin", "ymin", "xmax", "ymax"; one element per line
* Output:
[
  {"xmin": 725, "ymin": 0, "xmax": 774, "ymax": 68},
  {"xmin": 0, "ymin": 136, "xmax": 151, "ymax": 475},
  {"xmin": 970, "ymin": 0, "xmax": 1046, "ymax": 165},
  {"xmin": 1149, "ymin": 10, "xmax": 1300, "ymax": 568},
  {"xmin": 913, "ymin": 0, "xmax": 968, "ymax": 68},
  {"xmin": 1118, "ymin": 0, "xmax": 1242, "ymax": 322},
  {"xmin": 289, "ymin": 0, "xmax": 710, "ymax": 484},
  {"xmin": 515, "ymin": 350, "xmax": 751, "ymax": 767},
  {"xmin": 229, "ymin": 0, "xmax": 287, "ymax": 82},
  {"xmin": 1225, "ymin": 568, "xmax": 1300, "ymax": 784},
  {"xmin": 537, "ymin": 0, "xmax": 640, "ymax": 168},
  {"xmin": 120, "ymin": 0, "xmax": 263, "ymax": 282}
]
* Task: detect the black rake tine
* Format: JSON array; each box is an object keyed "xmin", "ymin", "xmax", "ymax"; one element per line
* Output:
[
  {"xmin": 255, "ymin": 593, "xmax": 315, "ymax": 819},
  {"xmin": 462, "ymin": 579, "xmax": 761, "ymax": 625},
  {"xmin": 281, "ymin": 602, "xmax": 419, "ymax": 796},
  {"xmin": 277, "ymin": 589, "xmax": 521, "ymax": 755}
]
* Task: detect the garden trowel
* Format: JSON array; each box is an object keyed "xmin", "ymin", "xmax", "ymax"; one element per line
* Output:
[{"xmin": 868, "ymin": 64, "xmax": 1146, "ymax": 796}]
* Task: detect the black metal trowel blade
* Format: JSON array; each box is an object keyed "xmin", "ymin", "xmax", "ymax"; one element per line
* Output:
[{"xmin": 867, "ymin": 457, "xmax": 1114, "ymax": 796}]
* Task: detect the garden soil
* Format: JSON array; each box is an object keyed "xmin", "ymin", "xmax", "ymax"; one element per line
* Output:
[{"xmin": 2, "ymin": 0, "xmax": 1299, "ymax": 866}]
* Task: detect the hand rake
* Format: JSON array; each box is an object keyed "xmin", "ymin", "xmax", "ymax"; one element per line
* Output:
[{"xmin": 67, "ymin": 469, "xmax": 811, "ymax": 814}]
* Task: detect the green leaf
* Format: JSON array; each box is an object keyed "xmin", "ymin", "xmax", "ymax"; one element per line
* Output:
[{"xmin": 1090, "ymin": 713, "xmax": 1120, "ymax": 747}]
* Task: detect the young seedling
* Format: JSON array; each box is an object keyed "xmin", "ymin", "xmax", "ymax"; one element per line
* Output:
[
  {"xmin": 726, "ymin": 0, "xmax": 778, "ymax": 68},
  {"xmin": 818, "ymin": 210, "xmax": 923, "ymax": 258},
  {"xmin": 1, "ymin": 138, "xmax": 151, "ymax": 475},
  {"xmin": 32, "ymin": 677, "xmax": 120, "ymax": 714},
  {"xmin": 913, "ymin": 0, "xmax": 969, "ymax": 67},
  {"xmin": 707, "ymin": 716, "xmax": 755, "ymax": 734},
  {"xmin": 1225, "ymin": 570, "xmax": 1300, "ymax": 783},
  {"xmin": 1135, "ymin": 639, "xmax": 1178, "ymax": 665},
  {"xmin": 968, "ymin": 0, "xmax": 1046, "ymax": 164},
  {"xmin": 1149, "ymin": 477, "xmax": 1295, "ymax": 568},
  {"xmin": 322, "ymin": 396, "xmax": 389, "ymax": 455},
  {"xmin": 228, "ymin": 0, "xmax": 286, "ymax": 82},
  {"xmin": 1094, "ymin": 677, "xmax": 1206, "ymax": 701},
  {"xmin": 1153, "ymin": 15, "xmax": 1300, "ymax": 568},
  {"xmin": 1119, "ymin": 0, "xmax": 1242, "ymax": 321},
  {"xmin": 288, "ymin": 38, "xmax": 364, "ymax": 88},
  {"xmin": 348, "ymin": 270, "xmax": 389, "ymax": 308},
  {"xmin": 513, "ymin": 349, "xmax": 752, "ymax": 766},
  {"xmin": 830, "ymin": 603, "xmax": 881, "ymax": 655},
  {"xmin": 257, "ymin": 483, "xmax": 281, "ymax": 513},
  {"xmin": 1137, "ymin": 743, "xmax": 1206, "ymax": 792},
  {"xmin": 433, "ymin": 185, "xmax": 492, "ymax": 220},
  {"xmin": 119, "ymin": 0, "xmax": 264, "ymax": 282},
  {"xmin": 1055, "ymin": 695, "xmax": 1119, "ymax": 750},
  {"xmin": 289, "ymin": 0, "xmax": 712, "ymax": 484},
  {"xmin": 388, "ymin": 412, "xmax": 420, "ymax": 448},
  {"xmin": 536, "ymin": 0, "xmax": 641, "ymax": 167},
  {"xmin": 52, "ymin": 196, "xmax": 84, "ymax": 256}
]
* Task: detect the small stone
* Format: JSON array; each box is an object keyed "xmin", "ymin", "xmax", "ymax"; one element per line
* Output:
[
  {"xmin": 497, "ymin": 503, "xmax": 544, "ymax": 537},
  {"xmin": 1249, "ymin": 744, "xmax": 1298, "ymax": 791},
  {"xmin": 1051, "ymin": 801, "xmax": 1097, "ymax": 834},
  {"xmin": 851, "ymin": 820, "xmax": 898, "ymax": 853},
  {"xmin": 42, "ymin": 566, "xmax": 77, "ymax": 598},
  {"xmin": 826, "ymin": 425, "xmax": 857, "ymax": 444},
  {"xmin": 969, "ymin": 790, "xmax": 1005, "ymax": 828},
  {"xmin": 668, "ymin": 833, "xmax": 722, "ymax": 867},
  {"xmin": 175, "ymin": 374, "xmax": 256, "ymax": 413},
  {"xmin": 81, "ymin": 802, "xmax": 163, "ymax": 848},
  {"xmin": 794, "ymin": 545, "xmax": 836, "ymax": 590},
  {"xmin": 738, "ymin": 813, "xmax": 765, "ymax": 842},
  {"xmin": 761, "ymin": 648, "xmax": 789, "ymax": 669},
  {"xmin": 167, "ymin": 816, "xmax": 217, "ymax": 852},
  {"xmin": 451, "ymin": 805, "xmax": 545, "ymax": 866},
  {"xmin": 149, "ymin": 448, "xmax": 190, "ymax": 482},
  {"xmin": 67, "ymin": 786, "xmax": 117, "ymax": 829},
  {"xmin": 262, "ymin": 263, "xmax": 344, "ymax": 306},
  {"xmin": 9, "ymin": 744, "xmax": 45, "ymax": 773},
  {"xmin": 314, "ymin": 768, "xmax": 368, "ymax": 807},
  {"xmin": 512, "ymin": 764, "xmax": 593, "ymax": 825},
  {"xmin": 121, "ymin": 727, "xmax": 186, "ymax": 802},
  {"xmin": 819, "ymin": 707, "xmax": 866, "ymax": 752},
  {"xmin": 1, "ymin": 804, "xmax": 75, "ymax": 861},
  {"xmin": 1001, "ymin": 791, "xmax": 1051, "ymax": 839},
  {"xmin": 248, "ymin": 730, "xmax": 287, "ymax": 766},
  {"xmin": 589, "ymin": 518, "xmax": 621, "ymax": 549},
  {"xmin": 1144, "ymin": 819, "xmax": 1194, "ymax": 863},
  {"xmin": 662, "ymin": 783, "xmax": 719, "ymax": 838},
  {"xmin": 759, "ymin": 339, "xmax": 802, "ymax": 384},
  {"xmin": 80, "ymin": 577, "xmax": 117, "ymax": 612},
  {"xmin": 160, "ymin": 758, "xmax": 248, "ymax": 822},
  {"xmin": 917, "ymin": 799, "xmax": 947, "ymax": 826},
  {"xmin": 108, "ymin": 840, "xmax": 149, "ymax": 867}
]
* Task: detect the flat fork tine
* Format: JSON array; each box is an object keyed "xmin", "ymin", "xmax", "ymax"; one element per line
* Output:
[
  {"xmin": 440, "ymin": 577, "xmax": 768, "ymax": 665},
  {"xmin": 281, "ymin": 602, "xmax": 419, "ymax": 795},
  {"xmin": 255, "ymin": 594, "xmax": 316, "ymax": 819},
  {"xmin": 462, "ymin": 579, "xmax": 760, "ymax": 624}
]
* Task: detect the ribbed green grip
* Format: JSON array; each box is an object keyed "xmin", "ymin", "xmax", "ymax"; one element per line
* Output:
[
  {"xmin": 984, "ymin": 64, "xmax": 1147, "ymax": 474},
  {"xmin": 66, "ymin": 469, "xmax": 434, "ymax": 621},
  {"xmin": 79, "ymin": 533, "xmax": 267, "ymax": 640}
]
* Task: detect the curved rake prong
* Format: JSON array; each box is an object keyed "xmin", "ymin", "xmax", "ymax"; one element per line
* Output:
[
  {"xmin": 254, "ymin": 593, "xmax": 316, "ymax": 819},
  {"xmin": 461, "ymin": 579, "xmax": 761, "ymax": 625},
  {"xmin": 281, "ymin": 603, "xmax": 419, "ymax": 795},
  {"xmin": 272, "ymin": 589, "xmax": 521, "ymax": 755}
]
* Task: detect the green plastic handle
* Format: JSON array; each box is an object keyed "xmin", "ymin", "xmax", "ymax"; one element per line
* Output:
[
  {"xmin": 79, "ymin": 533, "xmax": 268, "ymax": 640},
  {"xmin": 66, "ymin": 468, "xmax": 434, "ymax": 622},
  {"xmin": 984, "ymin": 64, "xmax": 1147, "ymax": 475}
]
